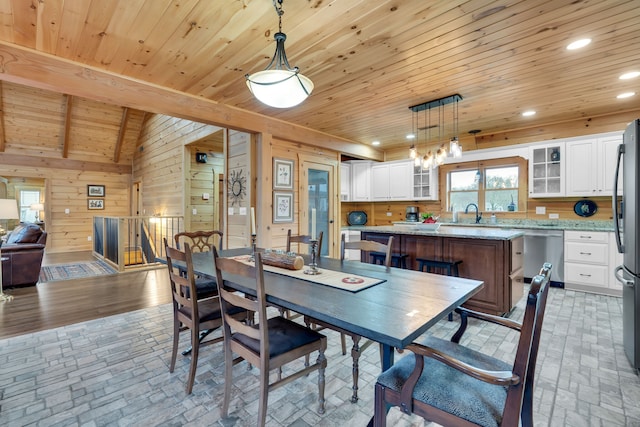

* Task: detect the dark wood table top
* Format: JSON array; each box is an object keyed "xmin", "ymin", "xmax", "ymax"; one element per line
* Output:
[{"xmin": 190, "ymin": 249, "xmax": 483, "ymax": 353}]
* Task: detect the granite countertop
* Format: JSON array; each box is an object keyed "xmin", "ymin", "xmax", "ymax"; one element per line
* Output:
[
  {"xmin": 344, "ymin": 218, "xmax": 615, "ymax": 233},
  {"xmin": 349, "ymin": 225, "xmax": 524, "ymax": 240}
]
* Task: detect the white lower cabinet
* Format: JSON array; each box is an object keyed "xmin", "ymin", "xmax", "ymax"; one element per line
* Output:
[{"xmin": 564, "ymin": 230, "xmax": 621, "ymax": 296}]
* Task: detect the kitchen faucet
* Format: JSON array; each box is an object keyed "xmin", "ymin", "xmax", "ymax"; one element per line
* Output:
[{"xmin": 465, "ymin": 203, "xmax": 482, "ymax": 223}]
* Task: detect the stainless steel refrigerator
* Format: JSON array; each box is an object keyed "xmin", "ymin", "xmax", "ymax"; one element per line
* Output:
[{"xmin": 613, "ymin": 118, "xmax": 640, "ymax": 374}]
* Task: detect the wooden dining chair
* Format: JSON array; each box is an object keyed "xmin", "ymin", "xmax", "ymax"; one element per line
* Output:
[
  {"xmin": 174, "ymin": 230, "xmax": 223, "ymax": 252},
  {"xmin": 282, "ymin": 229, "xmax": 324, "ymax": 319},
  {"xmin": 373, "ymin": 263, "xmax": 553, "ymax": 427},
  {"xmin": 211, "ymin": 248, "xmax": 327, "ymax": 425},
  {"xmin": 286, "ymin": 229, "xmax": 323, "ymax": 255},
  {"xmin": 342, "ymin": 234, "xmax": 394, "ymax": 267},
  {"xmin": 164, "ymin": 241, "xmax": 248, "ymax": 394},
  {"xmin": 302, "ymin": 234, "xmax": 394, "ymax": 403},
  {"xmin": 173, "ymin": 231, "xmax": 223, "ymax": 298}
]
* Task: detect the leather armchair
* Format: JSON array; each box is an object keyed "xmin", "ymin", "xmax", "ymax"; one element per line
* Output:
[{"xmin": 1, "ymin": 223, "xmax": 47, "ymax": 288}]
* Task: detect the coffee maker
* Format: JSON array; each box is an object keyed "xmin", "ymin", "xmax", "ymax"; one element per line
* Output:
[{"xmin": 406, "ymin": 206, "xmax": 419, "ymax": 222}]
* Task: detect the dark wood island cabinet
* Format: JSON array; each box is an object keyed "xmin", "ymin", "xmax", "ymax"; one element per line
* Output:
[{"xmin": 361, "ymin": 226, "xmax": 524, "ymax": 316}]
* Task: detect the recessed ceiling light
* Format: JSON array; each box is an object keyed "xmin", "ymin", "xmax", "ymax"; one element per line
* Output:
[
  {"xmin": 372, "ymin": 140, "xmax": 380, "ymax": 146},
  {"xmin": 406, "ymin": 134, "xmax": 415, "ymax": 140},
  {"xmin": 617, "ymin": 92, "xmax": 636, "ymax": 99},
  {"xmin": 620, "ymin": 71, "xmax": 640, "ymax": 80},
  {"xmin": 522, "ymin": 110, "xmax": 536, "ymax": 117},
  {"xmin": 566, "ymin": 38, "xmax": 591, "ymax": 50}
]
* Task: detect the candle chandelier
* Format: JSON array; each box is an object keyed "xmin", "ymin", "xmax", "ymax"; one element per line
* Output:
[
  {"xmin": 245, "ymin": 0, "xmax": 313, "ymax": 108},
  {"xmin": 408, "ymin": 94, "xmax": 463, "ymax": 168}
]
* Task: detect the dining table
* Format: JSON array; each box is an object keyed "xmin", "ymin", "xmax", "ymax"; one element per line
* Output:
[{"xmin": 188, "ymin": 248, "xmax": 484, "ymax": 370}]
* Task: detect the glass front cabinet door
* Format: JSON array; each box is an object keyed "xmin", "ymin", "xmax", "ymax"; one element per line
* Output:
[{"xmin": 528, "ymin": 144, "xmax": 564, "ymax": 197}]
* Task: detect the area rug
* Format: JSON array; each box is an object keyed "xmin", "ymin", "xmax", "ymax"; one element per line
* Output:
[{"xmin": 39, "ymin": 260, "xmax": 118, "ymax": 283}]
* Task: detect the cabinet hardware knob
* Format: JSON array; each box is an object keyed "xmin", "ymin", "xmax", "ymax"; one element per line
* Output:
[
  {"xmin": 579, "ymin": 235, "xmax": 592, "ymax": 239},
  {"xmin": 579, "ymin": 252, "xmax": 592, "ymax": 255},
  {"xmin": 579, "ymin": 273, "xmax": 592, "ymax": 277},
  {"xmin": 516, "ymin": 251, "xmax": 522, "ymax": 255}
]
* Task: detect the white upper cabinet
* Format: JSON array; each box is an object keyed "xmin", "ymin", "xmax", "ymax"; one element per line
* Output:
[
  {"xmin": 565, "ymin": 134, "xmax": 623, "ymax": 197},
  {"xmin": 598, "ymin": 135, "xmax": 623, "ymax": 196},
  {"xmin": 412, "ymin": 163, "xmax": 439, "ymax": 200},
  {"xmin": 565, "ymin": 138, "xmax": 598, "ymax": 197},
  {"xmin": 371, "ymin": 160, "xmax": 413, "ymax": 200},
  {"xmin": 340, "ymin": 162, "xmax": 351, "ymax": 201},
  {"xmin": 349, "ymin": 160, "xmax": 372, "ymax": 201},
  {"xmin": 528, "ymin": 143, "xmax": 564, "ymax": 197}
]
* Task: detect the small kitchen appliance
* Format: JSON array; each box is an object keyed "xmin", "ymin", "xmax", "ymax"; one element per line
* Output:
[{"xmin": 406, "ymin": 206, "xmax": 419, "ymax": 222}]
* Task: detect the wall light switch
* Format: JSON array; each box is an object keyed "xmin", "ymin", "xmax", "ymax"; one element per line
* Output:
[
  {"xmin": 202, "ymin": 193, "xmax": 210, "ymax": 200},
  {"xmin": 386, "ymin": 212, "xmax": 392, "ymax": 216},
  {"xmin": 65, "ymin": 208, "xmax": 70, "ymax": 214},
  {"xmin": 87, "ymin": 236, "xmax": 92, "ymax": 241},
  {"xmin": 549, "ymin": 213, "xmax": 559, "ymax": 219},
  {"xmin": 228, "ymin": 207, "xmax": 234, "ymax": 215},
  {"xmin": 535, "ymin": 206, "xmax": 546, "ymax": 215},
  {"xmin": 192, "ymin": 208, "xmax": 197, "ymax": 215}
]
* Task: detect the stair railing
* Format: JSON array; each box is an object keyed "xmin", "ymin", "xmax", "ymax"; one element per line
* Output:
[{"xmin": 92, "ymin": 216, "xmax": 184, "ymax": 271}]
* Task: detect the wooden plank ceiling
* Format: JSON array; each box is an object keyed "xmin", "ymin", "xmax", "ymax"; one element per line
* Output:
[{"xmin": 0, "ymin": 0, "xmax": 638, "ymax": 154}]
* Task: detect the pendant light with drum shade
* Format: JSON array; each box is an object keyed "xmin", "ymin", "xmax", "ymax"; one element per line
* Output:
[{"xmin": 245, "ymin": 0, "xmax": 313, "ymax": 108}]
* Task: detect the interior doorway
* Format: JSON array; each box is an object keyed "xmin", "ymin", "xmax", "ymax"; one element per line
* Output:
[
  {"xmin": 300, "ymin": 158, "xmax": 338, "ymax": 258},
  {"xmin": 184, "ymin": 130, "xmax": 225, "ymax": 232}
]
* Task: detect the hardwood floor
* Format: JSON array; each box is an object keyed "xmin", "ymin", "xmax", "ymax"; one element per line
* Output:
[{"xmin": 0, "ymin": 251, "xmax": 172, "ymax": 340}]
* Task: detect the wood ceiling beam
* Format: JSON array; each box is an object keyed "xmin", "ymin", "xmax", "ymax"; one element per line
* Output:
[
  {"xmin": 113, "ymin": 107, "xmax": 130, "ymax": 163},
  {"xmin": 0, "ymin": 152, "xmax": 131, "ymax": 174},
  {"xmin": 0, "ymin": 41, "xmax": 383, "ymax": 161},
  {"xmin": 62, "ymin": 94, "xmax": 73, "ymax": 158}
]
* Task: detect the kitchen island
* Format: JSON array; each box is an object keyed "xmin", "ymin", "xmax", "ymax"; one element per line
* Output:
[{"xmin": 359, "ymin": 225, "xmax": 524, "ymax": 315}]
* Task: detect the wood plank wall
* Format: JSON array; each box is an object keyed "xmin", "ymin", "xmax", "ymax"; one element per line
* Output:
[
  {"xmin": 226, "ymin": 130, "xmax": 253, "ymax": 250},
  {"xmin": 187, "ymin": 145, "xmax": 223, "ymax": 232},
  {"xmin": 265, "ymin": 138, "xmax": 341, "ymax": 253},
  {"xmin": 0, "ymin": 165, "xmax": 130, "ymax": 252},
  {"xmin": 133, "ymin": 114, "xmax": 223, "ymax": 218},
  {"xmin": 0, "ymin": 84, "xmax": 140, "ymax": 253}
]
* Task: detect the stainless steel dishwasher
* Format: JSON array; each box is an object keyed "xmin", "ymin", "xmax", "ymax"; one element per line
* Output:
[{"xmin": 523, "ymin": 228, "xmax": 564, "ymax": 285}]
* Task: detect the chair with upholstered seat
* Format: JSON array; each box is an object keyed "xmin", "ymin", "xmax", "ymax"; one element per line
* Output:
[
  {"xmin": 286, "ymin": 229, "xmax": 323, "ymax": 255},
  {"xmin": 174, "ymin": 230, "xmax": 223, "ymax": 252},
  {"xmin": 173, "ymin": 231, "xmax": 223, "ymax": 298},
  {"xmin": 303, "ymin": 234, "xmax": 394, "ymax": 403},
  {"xmin": 212, "ymin": 248, "xmax": 327, "ymax": 426},
  {"xmin": 164, "ymin": 241, "xmax": 248, "ymax": 394},
  {"xmin": 373, "ymin": 263, "xmax": 552, "ymax": 427}
]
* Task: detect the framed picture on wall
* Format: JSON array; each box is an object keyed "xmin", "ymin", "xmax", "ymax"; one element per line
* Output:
[
  {"xmin": 87, "ymin": 185, "xmax": 105, "ymax": 197},
  {"xmin": 88, "ymin": 199, "xmax": 104, "ymax": 210},
  {"xmin": 273, "ymin": 158, "xmax": 294, "ymax": 190},
  {"xmin": 273, "ymin": 191, "xmax": 293, "ymax": 223}
]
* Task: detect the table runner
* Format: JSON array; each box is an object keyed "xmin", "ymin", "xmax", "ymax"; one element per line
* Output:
[{"xmin": 228, "ymin": 255, "xmax": 385, "ymax": 292}]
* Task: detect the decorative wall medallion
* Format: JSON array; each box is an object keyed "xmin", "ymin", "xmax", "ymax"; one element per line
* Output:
[
  {"xmin": 574, "ymin": 199, "xmax": 597, "ymax": 217},
  {"xmin": 228, "ymin": 169, "xmax": 246, "ymax": 206}
]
